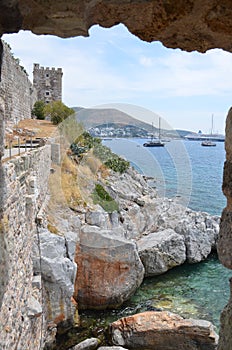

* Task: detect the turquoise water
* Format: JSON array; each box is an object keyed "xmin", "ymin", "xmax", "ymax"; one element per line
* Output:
[
  {"xmin": 77, "ymin": 254, "xmax": 231, "ymax": 335},
  {"xmin": 100, "ymin": 138, "xmax": 230, "ymax": 330},
  {"xmin": 128, "ymin": 253, "xmax": 231, "ymax": 330}
]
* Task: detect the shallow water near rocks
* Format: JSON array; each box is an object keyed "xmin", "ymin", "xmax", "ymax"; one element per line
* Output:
[
  {"xmin": 56, "ymin": 253, "xmax": 231, "ymax": 349},
  {"xmin": 80, "ymin": 252, "xmax": 231, "ymax": 330},
  {"xmin": 56, "ymin": 139, "xmax": 229, "ymax": 349},
  {"xmin": 129, "ymin": 252, "xmax": 231, "ymax": 329}
]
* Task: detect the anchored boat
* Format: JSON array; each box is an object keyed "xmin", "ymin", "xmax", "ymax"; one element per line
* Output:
[
  {"xmin": 143, "ymin": 118, "xmax": 165, "ymax": 147},
  {"xmin": 201, "ymin": 114, "xmax": 217, "ymax": 147}
]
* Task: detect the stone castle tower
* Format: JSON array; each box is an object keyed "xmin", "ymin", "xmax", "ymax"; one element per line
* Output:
[{"xmin": 33, "ymin": 63, "xmax": 63, "ymax": 104}]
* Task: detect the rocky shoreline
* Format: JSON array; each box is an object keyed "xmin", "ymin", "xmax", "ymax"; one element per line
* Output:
[{"xmin": 33, "ymin": 166, "xmax": 220, "ymax": 349}]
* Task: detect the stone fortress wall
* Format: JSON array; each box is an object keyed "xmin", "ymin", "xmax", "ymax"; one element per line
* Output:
[
  {"xmin": 0, "ymin": 146, "xmax": 51, "ymax": 350},
  {"xmin": 0, "ymin": 41, "xmax": 63, "ymax": 129},
  {"xmin": 0, "ymin": 39, "xmax": 62, "ymax": 349},
  {"xmin": 1, "ymin": 41, "xmax": 37, "ymax": 127}
]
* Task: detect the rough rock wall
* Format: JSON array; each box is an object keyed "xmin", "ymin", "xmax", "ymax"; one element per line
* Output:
[
  {"xmin": 0, "ymin": 40, "xmax": 4, "ymax": 158},
  {"xmin": 0, "ymin": 40, "xmax": 37, "ymax": 127},
  {"xmin": 2, "ymin": 1, "xmax": 232, "ymax": 52},
  {"xmin": 0, "ymin": 38, "xmax": 5, "ymax": 307},
  {"xmin": 217, "ymin": 107, "xmax": 232, "ymax": 350},
  {"xmin": 0, "ymin": 146, "xmax": 51, "ymax": 350}
]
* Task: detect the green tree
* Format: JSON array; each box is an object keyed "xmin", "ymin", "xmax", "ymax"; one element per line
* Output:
[
  {"xmin": 44, "ymin": 101, "xmax": 75, "ymax": 125},
  {"xmin": 32, "ymin": 100, "xmax": 46, "ymax": 120}
]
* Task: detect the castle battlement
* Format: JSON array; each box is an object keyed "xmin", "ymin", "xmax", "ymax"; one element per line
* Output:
[{"xmin": 33, "ymin": 63, "xmax": 62, "ymax": 74}]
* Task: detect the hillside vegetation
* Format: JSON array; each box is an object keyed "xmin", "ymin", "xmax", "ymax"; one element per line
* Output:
[{"xmin": 47, "ymin": 132, "xmax": 129, "ymax": 233}]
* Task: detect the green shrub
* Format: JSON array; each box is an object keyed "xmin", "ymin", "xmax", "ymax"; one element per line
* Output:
[
  {"xmin": 93, "ymin": 143, "xmax": 129, "ymax": 174},
  {"xmin": 92, "ymin": 184, "xmax": 119, "ymax": 213},
  {"xmin": 71, "ymin": 132, "xmax": 129, "ymax": 174},
  {"xmin": 70, "ymin": 143, "xmax": 87, "ymax": 157},
  {"xmin": 104, "ymin": 157, "xmax": 129, "ymax": 174}
]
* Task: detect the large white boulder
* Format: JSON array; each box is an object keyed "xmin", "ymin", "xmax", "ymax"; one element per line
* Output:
[{"xmin": 137, "ymin": 229, "xmax": 186, "ymax": 276}]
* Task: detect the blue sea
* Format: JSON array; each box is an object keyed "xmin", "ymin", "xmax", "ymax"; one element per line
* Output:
[
  {"xmin": 101, "ymin": 138, "xmax": 231, "ymax": 330},
  {"xmin": 103, "ymin": 138, "xmax": 226, "ymax": 215}
]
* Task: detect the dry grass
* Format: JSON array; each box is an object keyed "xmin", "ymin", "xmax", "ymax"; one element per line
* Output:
[
  {"xmin": 48, "ymin": 152, "xmax": 103, "ymax": 212},
  {"xmin": 47, "ymin": 144, "xmax": 111, "ymax": 232},
  {"xmin": 46, "ymin": 157, "xmax": 82, "ymax": 235},
  {"xmin": 47, "ymin": 223, "xmax": 59, "ymax": 235},
  {"xmin": 5, "ymin": 119, "xmax": 58, "ymax": 149},
  {"xmin": 99, "ymin": 164, "xmax": 110, "ymax": 179},
  {"xmin": 48, "ymin": 165, "xmax": 65, "ymax": 206},
  {"xmin": 17, "ymin": 119, "xmax": 57, "ymax": 138},
  {"xmin": 48, "ymin": 156, "xmax": 82, "ymax": 209},
  {"xmin": 61, "ymin": 156, "xmax": 82, "ymax": 207},
  {"xmin": 81, "ymin": 151, "xmax": 102, "ymax": 174}
]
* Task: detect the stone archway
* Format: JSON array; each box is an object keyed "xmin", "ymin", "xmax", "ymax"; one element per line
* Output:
[{"xmin": 1, "ymin": 1, "xmax": 232, "ymax": 349}]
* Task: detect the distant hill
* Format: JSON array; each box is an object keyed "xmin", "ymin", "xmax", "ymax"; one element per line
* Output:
[
  {"xmin": 72, "ymin": 107, "xmax": 192, "ymax": 137},
  {"xmin": 73, "ymin": 107, "xmax": 155, "ymax": 133}
]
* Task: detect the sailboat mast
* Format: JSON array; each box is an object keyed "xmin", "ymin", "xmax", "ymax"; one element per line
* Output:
[
  {"xmin": 159, "ymin": 117, "xmax": 161, "ymax": 140},
  {"xmin": 211, "ymin": 114, "xmax": 214, "ymax": 135}
]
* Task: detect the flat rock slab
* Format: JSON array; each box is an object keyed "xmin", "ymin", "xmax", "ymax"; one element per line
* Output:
[{"xmin": 110, "ymin": 311, "xmax": 218, "ymax": 350}]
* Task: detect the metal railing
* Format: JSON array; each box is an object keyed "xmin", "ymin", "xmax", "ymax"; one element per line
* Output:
[{"xmin": 3, "ymin": 137, "xmax": 42, "ymax": 161}]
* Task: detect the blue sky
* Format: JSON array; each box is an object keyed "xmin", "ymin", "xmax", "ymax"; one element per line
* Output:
[{"xmin": 3, "ymin": 24, "xmax": 232, "ymax": 134}]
